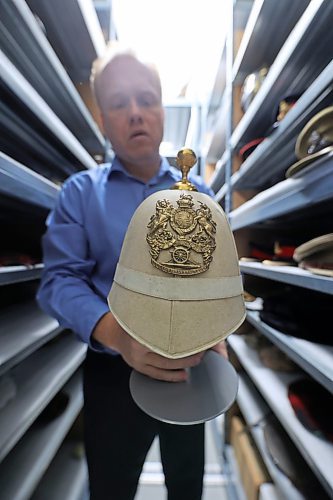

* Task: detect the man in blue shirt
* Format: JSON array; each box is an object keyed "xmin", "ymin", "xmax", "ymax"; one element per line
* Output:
[{"xmin": 37, "ymin": 45, "xmax": 225, "ymax": 500}]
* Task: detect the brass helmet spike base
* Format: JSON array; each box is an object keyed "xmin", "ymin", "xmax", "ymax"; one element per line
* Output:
[{"xmin": 171, "ymin": 148, "xmax": 198, "ymax": 191}]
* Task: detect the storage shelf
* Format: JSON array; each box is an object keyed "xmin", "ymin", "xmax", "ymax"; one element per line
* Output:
[
  {"xmin": 224, "ymin": 445, "xmax": 247, "ymax": 500},
  {"xmin": 232, "ymin": 0, "xmax": 309, "ymax": 83},
  {"xmin": 0, "ymin": 151, "xmax": 59, "ymax": 210},
  {"xmin": 26, "ymin": 0, "xmax": 106, "ymax": 83},
  {"xmin": 0, "ymin": 334, "xmax": 86, "ymax": 461},
  {"xmin": 230, "ymin": 153, "xmax": 333, "ymax": 229},
  {"xmin": 31, "ymin": 438, "xmax": 87, "ymax": 500},
  {"xmin": 0, "ymin": 301, "xmax": 62, "ymax": 376},
  {"xmin": 0, "ymin": 0, "xmax": 105, "ymax": 156},
  {"xmin": 240, "ymin": 261, "xmax": 333, "ymax": 295},
  {"xmin": 0, "ymin": 264, "xmax": 43, "ymax": 286},
  {"xmin": 246, "ymin": 310, "xmax": 333, "ymax": 394},
  {"xmin": 228, "ymin": 334, "xmax": 333, "ymax": 495},
  {"xmin": 231, "ymin": 0, "xmax": 333, "ymax": 149},
  {"xmin": 237, "ymin": 373, "xmax": 305, "ymax": 500},
  {"xmin": 232, "ymin": 58, "xmax": 333, "ymax": 191},
  {"xmin": 210, "ymin": 150, "xmax": 229, "ymax": 194},
  {"xmin": 0, "ymin": 50, "xmax": 97, "ymax": 171},
  {"xmin": 0, "ymin": 370, "xmax": 83, "ymax": 500}
]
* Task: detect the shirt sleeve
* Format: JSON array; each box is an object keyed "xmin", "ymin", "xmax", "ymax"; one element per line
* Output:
[{"xmin": 36, "ymin": 174, "xmax": 110, "ymax": 349}]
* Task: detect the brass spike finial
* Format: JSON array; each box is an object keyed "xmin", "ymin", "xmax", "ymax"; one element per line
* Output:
[{"xmin": 171, "ymin": 148, "xmax": 198, "ymax": 191}]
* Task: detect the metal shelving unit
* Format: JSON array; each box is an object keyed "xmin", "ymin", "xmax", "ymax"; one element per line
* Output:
[
  {"xmin": 240, "ymin": 261, "xmax": 333, "ymax": 295},
  {"xmin": 0, "ymin": 371, "xmax": 83, "ymax": 500},
  {"xmin": 228, "ymin": 334, "xmax": 333, "ymax": 496},
  {"xmin": 0, "ymin": 152, "xmax": 59, "ymax": 209},
  {"xmin": 237, "ymin": 373, "xmax": 307, "ymax": 500},
  {"xmin": 232, "ymin": 0, "xmax": 310, "ymax": 84},
  {"xmin": 0, "ymin": 0, "xmax": 105, "ymax": 157},
  {"xmin": 0, "ymin": 301, "xmax": 61, "ymax": 376},
  {"xmin": 0, "ymin": 1, "xmax": 105, "ymax": 495},
  {"xmin": 0, "ymin": 50, "xmax": 97, "ymax": 172},
  {"xmin": 31, "ymin": 438, "xmax": 88, "ymax": 500},
  {"xmin": 230, "ymin": 0, "xmax": 333, "ymax": 150},
  {"xmin": 230, "ymin": 154, "xmax": 333, "ymax": 229},
  {"xmin": 0, "ymin": 334, "xmax": 86, "ymax": 462},
  {"xmin": 207, "ymin": 1, "xmax": 333, "ymax": 498},
  {"xmin": 0, "ymin": 265, "xmax": 43, "ymax": 286},
  {"xmin": 246, "ymin": 310, "xmax": 333, "ymax": 394},
  {"xmin": 232, "ymin": 58, "xmax": 333, "ymax": 191}
]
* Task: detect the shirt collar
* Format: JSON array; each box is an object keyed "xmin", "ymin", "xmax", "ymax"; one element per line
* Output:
[{"xmin": 108, "ymin": 155, "xmax": 179, "ymax": 184}]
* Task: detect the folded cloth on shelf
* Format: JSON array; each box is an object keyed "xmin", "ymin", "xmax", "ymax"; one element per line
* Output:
[
  {"xmin": 239, "ymin": 137, "xmax": 265, "ymax": 162},
  {"xmin": 240, "ymin": 240, "xmax": 297, "ymax": 265},
  {"xmin": 263, "ymin": 414, "xmax": 327, "ymax": 499},
  {"xmin": 242, "ymin": 331, "xmax": 297, "ymax": 371},
  {"xmin": 259, "ymin": 287, "xmax": 333, "ymax": 345},
  {"xmin": 293, "ymin": 233, "xmax": 333, "ymax": 277},
  {"xmin": 288, "ymin": 378, "xmax": 333, "ymax": 443},
  {"xmin": 286, "ymin": 106, "xmax": 333, "ymax": 178},
  {"xmin": 258, "ymin": 344, "xmax": 297, "ymax": 372}
]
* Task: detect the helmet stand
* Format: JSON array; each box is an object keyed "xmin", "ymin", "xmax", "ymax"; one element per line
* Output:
[{"xmin": 129, "ymin": 350, "xmax": 238, "ymax": 425}]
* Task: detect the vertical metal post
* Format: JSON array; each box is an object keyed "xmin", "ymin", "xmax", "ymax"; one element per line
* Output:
[{"xmin": 224, "ymin": 0, "xmax": 235, "ymax": 217}]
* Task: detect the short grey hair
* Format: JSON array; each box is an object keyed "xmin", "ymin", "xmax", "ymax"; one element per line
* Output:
[{"xmin": 90, "ymin": 41, "xmax": 162, "ymax": 109}]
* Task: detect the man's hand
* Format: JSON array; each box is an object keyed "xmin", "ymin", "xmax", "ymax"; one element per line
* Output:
[{"xmin": 92, "ymin": 312, "xmax": 203, "ymax": 382}]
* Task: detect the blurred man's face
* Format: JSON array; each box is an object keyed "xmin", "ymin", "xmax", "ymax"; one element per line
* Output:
[{"xmin": 99, "ymin": 55, "xmax": 164, "ymax": 171}]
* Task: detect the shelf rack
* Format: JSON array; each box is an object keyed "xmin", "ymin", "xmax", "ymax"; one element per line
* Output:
[
  {"xmin": 0, "ymin": 334, "xmax": 86, "ymax": 462},
  {"xmin": 228, "ymin": 334, "xmax": 333, "ymax": 496},
  {"xmin": 240, "ymin": 261, "xmax": 333, "ymax": 295},
  {"xmin": 230, "ymin": 154, "xmax": 333, "ymax": 229},
  {"xmin": 0, "ymin": 370, "xmax": 83, "ymax": 500},
  {"xmin": 246, "ymin": 310, "xmax": 333, "ymax": 394}
]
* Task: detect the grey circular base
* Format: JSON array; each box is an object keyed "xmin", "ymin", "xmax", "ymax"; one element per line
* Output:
[{"xmin": 129, "ymin": 350, "xmax": 238, "ymax": 425}]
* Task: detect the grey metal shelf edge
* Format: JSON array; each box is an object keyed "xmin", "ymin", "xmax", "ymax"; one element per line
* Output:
[
  {"xmin": 231, "ymin": 0, "xmax": 333, "ymax": 150},
  {"xmin": 240, "ymin": 261, "xmax": 333, "ymax": 295},
  {"xmin": 0, "ymin": 301, "xmax": 62, "ymax": 376},
  {"xmin": 228, "ymin": 334, "xmax": 333, "ymax": 496},
  {"xmin": 231, "ymin": 58, "xmax": 333, "ymax": 191},
  {"xmin": 237, "ymin": 373, "xmax": 306, "ymax": 500},
  {"xmin": 209, "ymin": 150, "xmax": 228, "ymax": 194},
  {"xmin": 0, "ymin": 371, "xmax": 83, "ymax": 500},
  {"xmin": 26, "ymin": 0, "xmax": 106, "ymax": 83},
  {"xmin": 0, "ymin": 264, "xmax": 43, "ymax": 286},
  {"xmin": 232, "ymin": 0, "xmax": 310, "ymax": 84},
  {"xmin": 0, "ymin": 151, "xmax": 59, "ymax": 209},
  {"xmin": 230, "ymin": 153, "xmax": 333, "ymax": 230},
  {"xmin": 0, "ymin": 334, "xmax": 86, "ymax": 462},
  {"xmin": 31, "ymin": 438, "xmax": 88, "ymax": 500},
  {"xmin": 0, "ymin": 50, "xmax": 97, "ymax": 170},
  {"xmin": 246, "ymin": 310, "xmax": 333, "ymax": 394},
  {"xmin": 0, "ymin": 0, "xmax": 105, "ymax": 156}
]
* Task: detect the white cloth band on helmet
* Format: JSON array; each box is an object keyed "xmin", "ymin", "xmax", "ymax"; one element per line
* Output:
[{"xmin": 113, "ymin": 264, "xmax": 243, "ymax": 300}]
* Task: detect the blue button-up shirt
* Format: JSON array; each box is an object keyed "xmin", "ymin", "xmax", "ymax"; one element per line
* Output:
[{"xmin": 37, "ymin": 156, "xmax": 213, "ymax": 348}]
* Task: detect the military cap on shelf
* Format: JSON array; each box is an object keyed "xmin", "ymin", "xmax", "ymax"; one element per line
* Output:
[
  {"xmin": 286, "ymin": 106, "xmax": 333, "ymax": 178},
  {"xmin": 263, "ymin": 415, "xmax": 323, "ymax": 496},
  {"xmin": 108, "ymin": 148, "xmax": 245, "ymax": 359},
  {"xmin": 293, "ymin": 233, "xmax": 333, "ymax": 277},
  {"xmin": 288, "ymin": 379, "xmax": 333, "ymax": 443},
  {"xmin": 240, "ymin": 66, "xmax": 269, "ymax": 113}
]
